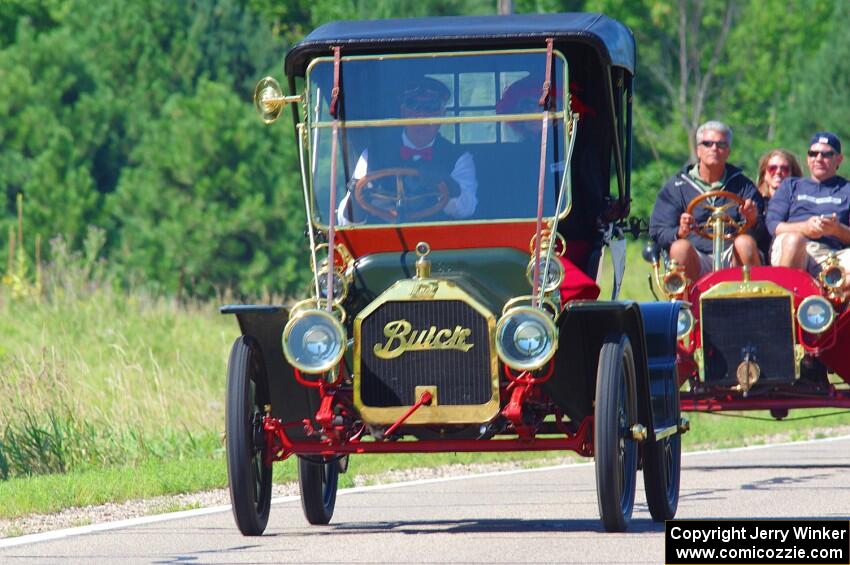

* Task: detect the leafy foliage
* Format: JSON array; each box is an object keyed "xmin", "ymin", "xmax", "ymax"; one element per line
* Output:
[{"xmin": 0, "ymin": 0, "xmax": 847, "ymax": 297}]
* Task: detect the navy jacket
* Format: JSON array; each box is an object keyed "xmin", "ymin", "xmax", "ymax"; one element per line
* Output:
[
  {"xmin": 649, "ymin": 164, "xmax": 768, "ymax": 255},
  {"xmin": 766, "ymin": 175, "xmax": 850, "ymax": 250}
]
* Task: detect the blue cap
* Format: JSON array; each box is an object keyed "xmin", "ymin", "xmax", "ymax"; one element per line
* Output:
[{"xmin": 810, "ymin": 132, "xmax": 841, "ymax": 154}]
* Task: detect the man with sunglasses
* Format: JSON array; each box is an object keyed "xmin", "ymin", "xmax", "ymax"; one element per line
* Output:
[
  {"xmin": 339, "ymin": 76, "xmax": 477, "ymax": 224},
  {"xmin": 767, "ymin": 132, "xmax": 850, "ymax": 286},
  {"xmin": 650, "ymin": 120, "xmax": 767, "ymax": 282}
]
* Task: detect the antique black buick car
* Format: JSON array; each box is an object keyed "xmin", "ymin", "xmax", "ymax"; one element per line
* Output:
[{"xmin": 223, "ymin": 12, "xmax": 685, "ymax": 534}]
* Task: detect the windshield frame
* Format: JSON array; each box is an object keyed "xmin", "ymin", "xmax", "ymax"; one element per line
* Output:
[{"xmin": 303, "ymin": 48, "xmax": 572, "ymax": 231}]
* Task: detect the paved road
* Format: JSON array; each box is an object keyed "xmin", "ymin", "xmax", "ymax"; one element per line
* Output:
[{"xmin": 1, "ymin": 436, "xmax": 848, "ymax": 564}]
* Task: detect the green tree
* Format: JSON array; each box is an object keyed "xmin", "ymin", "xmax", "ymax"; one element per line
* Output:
[
  {"xmin": 776, "ymin": 2, "xmax": 849, "ymax": 155},
  {"xmin": 107, "ymin": 80, "xmax": 307, "ymax": 297}
]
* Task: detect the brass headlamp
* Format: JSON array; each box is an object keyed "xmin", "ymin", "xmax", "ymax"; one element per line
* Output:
[
  {"xmin": 819, "ymin": 252, "xmax": 846, "ymax": 301},
  {"xmin": 662, "ymin": 260, "xmax": 689, "ymax": 298}
]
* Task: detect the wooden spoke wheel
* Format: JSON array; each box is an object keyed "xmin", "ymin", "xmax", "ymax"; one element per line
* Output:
[
  {"xmin": 685, "ymin": 190, "xmax": 753, "ymax": 240},
  {"xmin": 354, "ymin": 167, "xmax": 449, "ymax": 222}
]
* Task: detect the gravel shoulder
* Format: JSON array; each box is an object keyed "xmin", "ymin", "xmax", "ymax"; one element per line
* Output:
[{"xmin": 2, "ymin": 426, "xmax": 849, "ymax": 539}]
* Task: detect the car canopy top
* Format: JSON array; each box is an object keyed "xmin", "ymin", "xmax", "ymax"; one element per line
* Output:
[{"xmin": 285, "ymin": 12, "xmax": 635, "ymax": 77}]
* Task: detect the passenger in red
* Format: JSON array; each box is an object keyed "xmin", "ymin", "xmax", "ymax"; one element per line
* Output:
[{"xmin": 496, "ymin": 74, "xmax": 600, "ymax": 302}]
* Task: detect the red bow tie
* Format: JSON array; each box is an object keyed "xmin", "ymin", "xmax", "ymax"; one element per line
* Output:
[{"xmin": 400, "ymin": 145, "xmax": 433, "ymax": 161}]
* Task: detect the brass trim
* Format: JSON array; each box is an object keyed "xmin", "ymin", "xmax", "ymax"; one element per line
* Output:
[
  {"xmin": 794, "ymin": 344, "xmax": 804, "ymax": 366},
  {"xmin": 662, "ymin": 260, "xmax": 689, "ymax": 299},
  {"xmin": 694, "ymin": 348, "xmax": 704, "ymax": 381},
  {"xmin": 316, "ymin": 266, "xmax": 349, "ymax": 305},
  {"xmin": 699, "ymin": 279, "xmax": 793, "ymax": 300},
  {"xmin": 654, "ymin": 425, "xmax": 678, "ymax": 440},
  {"xmin": 253, "ymin": 77, "xmax": 301, "ymax": 124},
  {"xmin": 796, "ymin": 295, "xmax": 836, "ymax": 334},
  {"xmin": 501, "ymin": 295, "xmax": 559, "ymax": 317},
  {"xmin": 415, "ymin": 241, "xmax": 431, "ymax": 279},
  {"xmin": 289, "ymin": 297, "xmax": 347, "ymax": 324},
  {"xmin": 310, "ymin": 242, "xmax": 355, "ymax": 272},
  {"xmin": 529, "ymin": 226, "xmax": 566, "ymax": 257},
  {"xmin": 630, "ymin": 423, "xmax": 647, "ymax": 442},
  {"xmin": 819, "ymin": 253, "xmax": 845, "ymax": 301},
  {"xmin": 282, "ymin": 308, "xmax": 347, "ymax": 373},
  {"xmin": 735, "ymin": 359, "xmax": 760, "ymax": 391},
  {"xmin": 306, "ymin": 47, "xmax": 566, "ymax": 68},
  {"xmin": 309, "ymin": 111, "xmax": 567, "ymax": 129},
  {"xmin": 495, "ymin": 305, "xmax": 558, "ymax": 371},
  {"xmin": 303, "ymin": 48, "xmax": 571, "ymax": 231},
  {"xmin": 353, "ymin": 278, "xmax": 499, "ymax": 425},
  {"xmin": 526, "ymin": 256, "xmax": 564, "ymax": 293},
  {"xmin": 698, "ymin": 279, "xmax": 799, "ymax": 383},
  {"xmin": 415, "ymin": 385, "xmax": 438, "ymax": 406}
]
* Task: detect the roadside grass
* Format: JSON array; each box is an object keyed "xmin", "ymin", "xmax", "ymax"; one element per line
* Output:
[
  {"xmin": 2, "ymin": 238, "xmax": 849, "ymax": 523},
  {"xmin": 2, "ymin": 412, "xmax": 849, "ymax": 520}
]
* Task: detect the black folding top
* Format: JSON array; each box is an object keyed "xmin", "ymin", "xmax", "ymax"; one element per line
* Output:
[{"xmin": 285, "ymin": 12, "xmax": 635, "ymax": 77}]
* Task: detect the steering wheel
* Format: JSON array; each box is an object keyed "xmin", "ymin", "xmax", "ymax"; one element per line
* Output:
[
  {"xmin": 354, "ymin": 168, "xmax": 449, "ymax": 223},
  {"xmin": 685, "ymin": 190, "xmax": 754, "ymax": 240}
]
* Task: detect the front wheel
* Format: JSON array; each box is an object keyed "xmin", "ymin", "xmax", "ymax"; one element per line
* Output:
[
  {"xmin": 594, "ymin": 333, "xmax": 638, "ymax": 532},
  {"xmin": 298, "ymin": 456, "xmax": 339, "ymax": 524},
  {"xmin": 226, "ymin": 336, "xmax": 273, "ymax": 536},
  {"xmin": 642, "ymin": 392, "xmax": 681, "ymax": 521}
]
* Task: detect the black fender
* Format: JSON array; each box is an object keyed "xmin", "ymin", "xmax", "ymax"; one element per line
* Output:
[
  {"xmin": 635, "ymin": 301, "xmax": 681, "ymax": 440},
  {"xmin": 221, "ymin": 304, "xmax": 320, "ymax": 441},
  {"xmin": 545, "ymin": 300, "xmax": 680, "ymax": 441}
]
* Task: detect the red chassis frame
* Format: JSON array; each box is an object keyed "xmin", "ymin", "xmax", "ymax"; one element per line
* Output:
[
  {"xmin": 262, "ymin": 361, "xmax": 594, "ymax": 465},
  {"xmin": 675, "ymin": 266, "xmax": 850, "ymax": 413}
]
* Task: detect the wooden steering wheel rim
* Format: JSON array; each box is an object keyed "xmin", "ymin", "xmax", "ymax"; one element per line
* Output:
[
  {"xmin": 684, "ymin": 189, "xmax": 754, "ymax": 240},
  {"xmin": 353, "ymin": 167, "xmax": 450, "ymax": 222}
]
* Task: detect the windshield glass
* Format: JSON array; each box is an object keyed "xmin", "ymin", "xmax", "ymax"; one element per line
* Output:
[{"xmin": 306, "ymin": 50, "xmax": 571, "ymax": 228}]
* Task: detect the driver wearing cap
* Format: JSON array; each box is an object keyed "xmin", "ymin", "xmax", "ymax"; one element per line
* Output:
[
  {"xmin": 767, "ymin": 132, "xmax": 850, "ymax": 289},
  {"xmin": 339, "ymin": 76, "xmax": 477, "ymax": 224},
  {"xmin": 649, "ymin": 120, "xmax": 767, "ymax": 282}
]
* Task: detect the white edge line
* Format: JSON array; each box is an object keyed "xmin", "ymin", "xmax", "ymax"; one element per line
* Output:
[{"xmin": 2, "ymin": 433, "xmax": 849, "ymax": 548}]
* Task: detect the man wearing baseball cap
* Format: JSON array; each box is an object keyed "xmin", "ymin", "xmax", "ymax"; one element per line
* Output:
[{"xmin": 767, "ymin": 131, "xmax": 850, "ymax": 289}]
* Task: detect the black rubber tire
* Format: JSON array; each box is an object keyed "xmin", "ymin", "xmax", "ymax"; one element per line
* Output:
[
  {"xmin": 642, "ymin": 390, "xmax": 681, "ymax": 522},
  {"xmin": 594, "ymin": 333, "xmax": 639, "ymax": 533},
  {"xmin": 226, "ymin": 336, "xmax": 273, "ymax": 536},
  {"xmin": 298, "ymin": 456, "xmax": 339, "ymax": 525}
]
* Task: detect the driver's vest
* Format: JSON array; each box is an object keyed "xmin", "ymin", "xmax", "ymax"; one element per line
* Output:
[{"xmin": 369, "ymin": 132, "xmax": 462, "ymax": 179}]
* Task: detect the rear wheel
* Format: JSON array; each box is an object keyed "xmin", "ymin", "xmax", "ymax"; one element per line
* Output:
[
  {"xmin": 226, "ymin": 336, "xmax": 273, "ymax": 536},
  {"xmin": 594, "ymin": 333, "xmax": 638, "ymax": 532},
  {"xmin": 298, "ymin": 456, "xmax": 339, "ymax": 524},
  {"xmin": 643, "ymin": 392, "xmax": 681, "ymax": 521}
]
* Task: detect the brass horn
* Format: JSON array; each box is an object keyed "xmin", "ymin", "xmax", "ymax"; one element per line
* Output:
[{"xmin": 253, "ymin": 77, "xmax": 301, "ymax": 124}]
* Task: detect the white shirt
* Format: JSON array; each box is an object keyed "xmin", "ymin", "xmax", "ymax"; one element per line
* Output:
[{"xmin": 337, "ymin": 132, "xmax": 477, "ymax": 225}]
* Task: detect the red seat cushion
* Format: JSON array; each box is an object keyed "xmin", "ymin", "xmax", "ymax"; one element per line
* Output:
[{"xmin": 559, "ymin": 240, "xmax": 601, "ymax": 302}]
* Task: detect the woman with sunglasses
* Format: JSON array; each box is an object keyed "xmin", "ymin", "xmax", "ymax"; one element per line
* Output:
[
  {"xmin": 767, "ymin": 132, "xmax": 850, "ymax": 288},
  {"xmin": 756, "ymin": 149, "xmax": 802, "ymax": 202}
]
